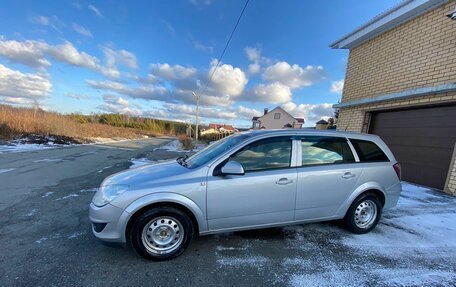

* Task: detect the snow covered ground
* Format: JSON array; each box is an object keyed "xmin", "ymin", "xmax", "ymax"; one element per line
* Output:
[
  {"xmin": 154, "ymin": 139, "xmax": 206, "ymax": 152},
  {"xmin": 214, "ymin": 182, "xmax": 456, "ymax": 286},
  {"xmin": 0, "ymin": 142, "xmax": 65, "ymax": 153}
]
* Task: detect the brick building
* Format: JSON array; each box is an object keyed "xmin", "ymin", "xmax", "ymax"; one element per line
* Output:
[{"xmin": 331, "ymin": 0, "xmax": 456, "ymax": 194}]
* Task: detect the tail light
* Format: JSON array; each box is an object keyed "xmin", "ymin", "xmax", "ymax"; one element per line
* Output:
[{"xmin": 393, "ymin": 162, "xmax": 401, "ymax": 180}]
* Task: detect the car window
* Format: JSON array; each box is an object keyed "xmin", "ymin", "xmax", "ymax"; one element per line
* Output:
[
  {"xmin": 185, "ymin": 134, "xmax": 251, "ymax": 169},
  {"xmin": 350, "ymin": 139, "xmax": 389, "ymax": 162},
  {"xmin": 301, "ymin": 136, "xmax": 355, "ymax": 166},
  {"xmin": 230, "ymin": 137, "xmax": 291, "ymax": 172}
]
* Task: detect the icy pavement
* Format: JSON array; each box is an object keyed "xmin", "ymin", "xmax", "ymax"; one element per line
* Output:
[{"xmin": 214, "ymin": 182, "xmax": 456, "ymax": 286}]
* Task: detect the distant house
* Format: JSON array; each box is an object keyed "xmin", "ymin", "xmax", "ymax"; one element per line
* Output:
[
  {"xmin": 315, "ymin": 119, "xmax": 328, "ymax": 130},
  {"xmin": 201, "ymin": 123, "xmax": 237, "ymax": 136},
  {"xmin": 252, "ymin": 107, "xmax": 304, "ymax": 129}
]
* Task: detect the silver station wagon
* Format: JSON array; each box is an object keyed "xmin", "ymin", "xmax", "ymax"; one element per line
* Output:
[{"xmin": 90, "ymin": 130, "xmax": 402, "ymax": 260}]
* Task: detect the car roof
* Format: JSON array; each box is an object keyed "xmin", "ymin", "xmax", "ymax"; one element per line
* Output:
[{"xmin": 238, "ymin": 129, "xmax": 381, "ymax": 141}]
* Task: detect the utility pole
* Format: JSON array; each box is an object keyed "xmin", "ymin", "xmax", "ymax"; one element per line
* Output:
[{"xmin": 192, "ymin": 91, "xmax": 200, "ymax": 141}]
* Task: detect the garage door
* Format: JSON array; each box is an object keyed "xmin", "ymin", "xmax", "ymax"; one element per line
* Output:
[{"xmin": 369, "ymin": 104, "xmax": 456, "ymax": 190}]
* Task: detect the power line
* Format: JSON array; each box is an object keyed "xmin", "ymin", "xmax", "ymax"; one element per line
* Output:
[{"xmin": 201, "ymin": 0, "xmax": 250, "ymax": 94}]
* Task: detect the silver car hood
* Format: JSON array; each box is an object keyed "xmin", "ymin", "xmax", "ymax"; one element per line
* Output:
[{"xmin": 103, "ymin": 160, "xmax": 189, "ymax": 188}]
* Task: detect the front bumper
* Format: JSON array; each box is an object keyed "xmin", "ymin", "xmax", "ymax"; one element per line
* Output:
[{"xmin": 89, "ymin": 202, "xmax": 130, "ymax": 243}]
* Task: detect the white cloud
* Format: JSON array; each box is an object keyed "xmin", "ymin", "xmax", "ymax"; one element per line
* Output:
[
  {"xmin": 0, "ymin": 38, "xmax": 117, "ymax": 77},
  {"xmin": 237, "ymin": 105, "xmax": 261, "ymax": 119},
  {"xmin": 43, "ymin": 41, "xmax": 105, "ymax": 71},
  {"xmin": 102, "ymin": 46, "xmax": 138, "ymax": 70},
  {"xmin": 248, "ymin": 62, "xmax": 260, "ymax": 75},
  {"xmin": 29, "ymin": 15, "xmax": 65, "ymax": 33},
  {"xmin": 149, "ymin": 63, "xmax": 197, "ymax": 80},
  {"xmin": 0, "ymin": 97, "xmax": 35, "ymax": 106},
  {"xmin": 163, "ymin": 103, "xmax": 237, "ymax": 120},
  {"xmin": 330, "ymin": 80, "xmax": 344, "ymax": 94},
  {"xmin": 98, "ymin": 94, "xmax": 142, "ymax": 116},
  {"xmin": 88, "ymin": 4, "xmax": 104, "ymax": 18},
  {"xmin": 189, "ymin": 34, "xmax": 214, "ymax": 53},
  {"xmin": 88, "ymin": 59, "xmax": 248, "ymax": 108},
  {"xmin": 245, "ymin": 47, "xmax": 261, "ymax": 62},
  {"xmin": 208, "ymin": 60, "xmax": 248, "ymax": 97},
  {"xmin": 0, "ymin": 39, "xmax": 50, "ymax": 69},
  {"xmin": 86, "ymin": 80, "xmax": 167, "ymax": 100},
  {"xmin": 245, "ymin": 47, "xmax": 262, "ymax": 75},
  {"xmin": 72, "ymin": 23, "xmax": 93, "ymax": 37},
  {"xmin": 64, "ymin": 92, "xmax": 90, "ymax": 100},
  {"xmin": 263, "ymin": 62, "xmax": 326, "ymax": 89},
  {"xmin": 30, "ymin": 16, "xmax": 49, "ymax": 26},
  {"xmin": 193, "ymin": 40, "xmax": 214, "ymax": 53},
  {"xmin": 25, "ymin": 41, "xmax": 120, "ymax": 78},
  {"xmin": 161, "ymin": 20, "xmax": 175, "ymax": 34},
  {"xmin": 282, "ymin": 102, "xmax": 334, "ymax": 124},
  {"xmin": 0, "ymin": 64, "xmax": 51, "ymax": 99},
  {"xmin": 189, "ymin": 0, "xmax": 212, "ymax": 6},
  {"xmin": 245, "ymin": 82, "xmax": 292, "ymax": 104}
]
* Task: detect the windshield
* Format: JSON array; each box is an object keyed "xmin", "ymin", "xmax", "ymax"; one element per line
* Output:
[{"xmin": 183, "ymin": 134, "xmax": 251, "ymax": 169}]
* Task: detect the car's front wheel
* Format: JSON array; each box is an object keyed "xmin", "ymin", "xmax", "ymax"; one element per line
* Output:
[
  {"xmin": 130, "ymin": 206, "xmax": 194, "ymax": 261},
  {"xmin": 344, "ymin": 193, "xmax": 382, "ymax": 234}
]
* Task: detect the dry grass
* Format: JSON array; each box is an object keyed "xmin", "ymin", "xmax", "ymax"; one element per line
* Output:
[
  {"xmin": 178, "ymin": 134, "xmax": 194, "ymax": 150},
  {"xmin": 0, "ymin": 105, "xmax": 151, "ymax": 142}
]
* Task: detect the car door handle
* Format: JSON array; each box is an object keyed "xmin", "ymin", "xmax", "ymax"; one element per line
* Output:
[
  {"xmin": 276, "ymin": 178, "xmax": 293, "ymax": 185},
  {"xmin": 342, "ymin": 172, "xmax": 356, "ymax": 179}
]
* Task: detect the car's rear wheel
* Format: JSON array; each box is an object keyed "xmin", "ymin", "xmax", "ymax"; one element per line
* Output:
[
  {"xmin": 130, "ymin": 207, "xmax": 194, "ymax": 261},
  {"xmin": 344, "ymin": 193, "xmax": 382, "ymax": 234}
]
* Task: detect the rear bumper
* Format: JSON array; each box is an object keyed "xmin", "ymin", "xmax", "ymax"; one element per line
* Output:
[
  {"xmin": 384, "ymin": 181, "xmax": 402, "ymax": 210},
  {"xmin": 89, "ymin": 203, "xmax": 130, "ymax": 243}
]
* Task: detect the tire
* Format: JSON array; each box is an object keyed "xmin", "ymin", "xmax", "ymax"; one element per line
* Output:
[
  {"xmin": 344, "ymin": 193, "xmax": 382, "ymax": 234},
  {"xmin": 130, "ymin": 206, "xmax": 194, "ymax": 261}
]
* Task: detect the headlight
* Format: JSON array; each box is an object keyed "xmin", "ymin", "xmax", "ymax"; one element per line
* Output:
[{"xmin": 92, "ymin": 184, "xmax": 129, "ymax": 207}]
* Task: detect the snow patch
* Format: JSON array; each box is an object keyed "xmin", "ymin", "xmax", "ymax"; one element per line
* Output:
[
  {"xmin": 216, "ymin": 255, "xmax": 269, "ymax": 267},
  {"xmin": 0, "ymin": 168, "xmax": 15, "ymax": 174},
  {"xmin": 373, "ymin": 268, "xmax": 456, "ymax": 286},
  {"xmin": 216, "ymin": 245, "xmax": 249, "ymax": 251},
  {"xmin": 97, "ymin": 165, "xmax": 112, "ymax": 173},
  {"xmin": 33, "ymin": 158, "xmax": 63, "ymax": 163},
  {"xmin": 0, "ymin": 136, "xmax": 73, "ymax": 153},
  {"xmin": 68, "ymin": 231, "xmax": 87, "ymax": 240},
  {"xmin": 55, "ymin": 194, "xmax": 79, "ymax": 201},
  {"xmin": 25, "ymin": 209, "xmax": 38, "ymax": 217},
  {"xmin": 35, "ymin": 233, "xmax": 61, "ymax": 244},
  {"xmin": 156, "ymin": 139, "xmax": 207, "ymax": 152},
  {"xmin": 157, "ymin": 140, "xmax": 186, "ymax": 152},
  {"xmin": 80, "ymin": 188, "xmax": 98, "ymax": 193}
]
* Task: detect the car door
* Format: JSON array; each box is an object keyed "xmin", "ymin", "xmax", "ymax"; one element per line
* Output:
[
  {"xmin": 206, "ymin": 136, "xmax": 297, "ymax": 231},
  {"xmin": 295, "ymin": 136, "xmax": 362, "ymax": 220}
]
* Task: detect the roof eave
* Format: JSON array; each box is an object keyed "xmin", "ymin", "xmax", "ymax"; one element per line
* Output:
[{"xmin": 330, "ymin": 0, "xmax": 448, "ymax": 50}]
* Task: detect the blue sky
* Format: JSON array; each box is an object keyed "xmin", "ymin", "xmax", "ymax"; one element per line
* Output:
[{"xmin": 0, "ymin": 0, "xmax": 398, "ymax": 127}]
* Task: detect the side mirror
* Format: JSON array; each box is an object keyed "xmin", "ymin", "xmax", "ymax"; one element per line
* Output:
[{"xmin": 220, "ymin": 161, "xmax": 245, "ymax": 176}]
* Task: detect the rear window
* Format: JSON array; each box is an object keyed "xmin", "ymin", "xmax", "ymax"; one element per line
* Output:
[{"xmin": 350, "ymin": 139, "xmax": 389, "ymax": 162}]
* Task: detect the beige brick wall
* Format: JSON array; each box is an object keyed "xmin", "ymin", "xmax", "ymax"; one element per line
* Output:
[{"xmin": 342, "ymin": 1, "xmax": 456, "ymax": 102}]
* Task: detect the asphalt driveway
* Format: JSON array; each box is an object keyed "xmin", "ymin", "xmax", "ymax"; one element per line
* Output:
[{"xmin": 0, "ymin": 140, "xmax": 455, "ymax": 286}]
